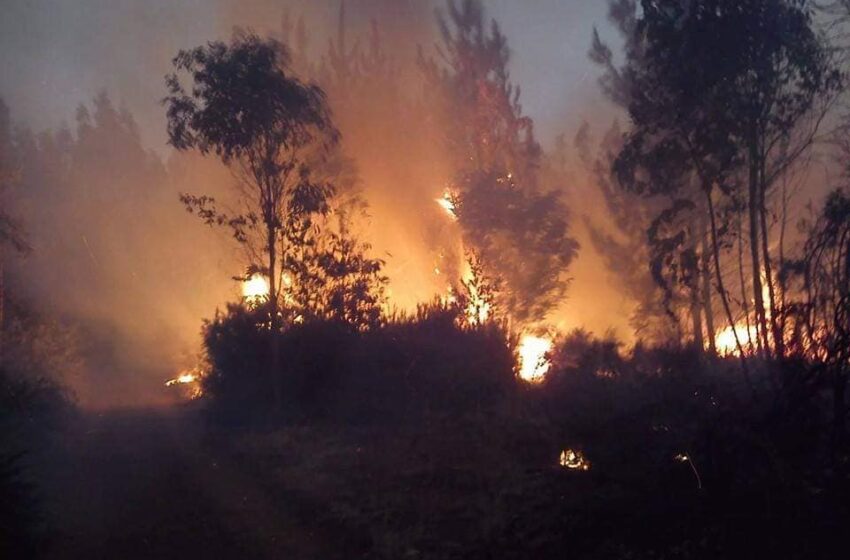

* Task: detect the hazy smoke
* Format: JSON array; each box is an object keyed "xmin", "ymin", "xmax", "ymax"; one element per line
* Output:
[{"xmin": 1, "ymin": 0, "xmax": 634, "ymax": 407}]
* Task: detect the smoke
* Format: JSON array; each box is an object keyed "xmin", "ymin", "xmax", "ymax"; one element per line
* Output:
[{"xmin": 1, "ymin": 0, "xmax": 633, "ymax": 407}]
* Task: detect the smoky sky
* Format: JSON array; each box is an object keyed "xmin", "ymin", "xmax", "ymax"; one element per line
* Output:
[
  {"xmin": 1, "ymin": 0, "xmax": 640, "ymax": 409},
  {"xmin": 0, "ymin": 0, "xmax": 613, "ymax": 150}
]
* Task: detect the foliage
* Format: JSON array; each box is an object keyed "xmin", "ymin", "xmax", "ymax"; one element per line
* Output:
[
  {"xmin": 224, "ymin": 338, "xmax": 850, "ymax": 559},
  {"xmin": 786, "ymin": 188, "xmax": 850, "ymax": 364},
  {"xmin": 785, "ymin": 188, "xmax": 850, "ymax": 449},
  {"xmin": 577, "ymin": 121, "xmax": 677, "ymax": 343},
  {"xmin": 0, "ymin": 98, "xmax": 29, "ymax": 255},
  {"xmin": 594, "ymin": 0, "xmax": 841, "ymax": 358},
  {"xmin": 200, "ymin": 301, "xmax": 515, "ymax": 424},
  {"xmin": 0, "ymin": 363, "xmax": 73, "ymax": 558},
  {"xmin": 165, "ymin": 32, "xmax": 337, "ymax": 328},
  {"xmin": 421, "ymin": 0, "xmax": 579, "ymax": 325},
  {"xmin": 281, "ymin": 210, "xmax": 388, "ymax": 330}
]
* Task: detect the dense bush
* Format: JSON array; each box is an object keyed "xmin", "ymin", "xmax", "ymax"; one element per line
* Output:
[
  {"xmin": 199, "ymin": 302, "xmax": 850, "ymax": 556},
  {"xmin": 0, "ymin": 365, "xmax": 73, "ymax": 557},
  {"xmin": 500, "ymin": 331, "xmax": 850, "ymax": 558},
  {"xmin": 201, "ymin": 302, "xmax": 517, "ymax": 424}
]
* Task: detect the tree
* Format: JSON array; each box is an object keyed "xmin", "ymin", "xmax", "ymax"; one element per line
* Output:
[
  {"xmin": 421, "ymin": 0, "xmax": 579, "ymax": 325},
  {"xmin": 281, "ymin": 209, "xmax": 388, "ymax": 330},
  {"xmin": 593, "ymin": 0, "xmax": 839, "ymax": 363},
  {"xmin": 786, "ymin": 188, "xmax": 850, "ymax": 451},
  {"xmin": 0, "ymin": 99, "xmax": 29, "ymax": 362},
  {"xmin": 577, "ymin": 120, "xmax": 684, "ymax": 344},
  {"xmin": 164, "ymin": 33, "xmax": 337, "ymax": 408},
  {"xmin": 590, "ymin": 2, "xmax": 720, "ymax": 352}
]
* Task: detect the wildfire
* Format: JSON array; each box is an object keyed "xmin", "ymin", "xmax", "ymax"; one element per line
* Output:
[
  {"xmin": 436, "ymin": 190, "xmax": 458, "ymax": 220},
  {"xmin": 165, "ymin": 367, "xmax": 204, "ymax": 399},
  {"xmin": 462, "ymin": 272, "xmax": 491, "ymax": 325},
  {"xmin": 559, "ymin": 448, "xmax": 591, "ymax": 470},
  {"xmin": 433, "ymin": 187, "xmax": 552, "ymax": 381},
  {"xmin": 242, "ymin": 273, "xmax": 270, "ymax": 300},
  {"xmin": 518, "ymin": 334, "xmax": 553, "ymax": 382},
  {"xmin": 165, "ymin": 372, "xmax": 197, "ymax": 386},
  {"xmin": 714, "ymin": 323, "xmax": 758, "ymax": 356},
  {"xmin": 714, "ymin": 278, "xmax": 774, "ymax": 356}
]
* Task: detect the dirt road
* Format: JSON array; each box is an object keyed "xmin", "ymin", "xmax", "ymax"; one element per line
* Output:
[{"xmin": 38, "ymin": 407, "xmax": 343, "ymax": 560}]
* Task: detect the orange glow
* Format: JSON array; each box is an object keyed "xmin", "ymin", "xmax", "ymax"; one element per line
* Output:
[
  {"xmin": 164, "ymin": 372, "xmax": 197, "ymax": 386},
  {"xmin": 436, "ymin": 190, "xmax": 458, "ymax": 220},
  {"xmin": 461, "ymin": 263, "xmax": 491, "ymax": 325},
  {"xmin": 518, "ymin": 334, "xmax": 553, "ymax": 382},
  {"xmin": 242, "ymin": 274, "xmax": 270, "ymax": 301},
  {"xmin": 559, "ymin": 448, "xmax": 591, "ymax": 470},
  {"xmin": 165, "ymin": 367, "xmax": 204, "ymax": 400},
  {"xmin": 714, "ymin": 323, "xmax": 758, "ymax": 356}
]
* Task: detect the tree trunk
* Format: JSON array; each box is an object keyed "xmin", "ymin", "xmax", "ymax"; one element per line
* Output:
[
  {"xmin": 706, "ymin": 189, "xmax": 752, "ymax": 388},
  {"xmin": 701, "ymin": 219, "xmax": 716, "ymax": 354},
  {"xmin": 749, "ymin": 143, "xmax": 769, "ymax": 355},
  {"xmin": 267, "ymin": 228, "xmax": 282, "ymax": 412},
  {"xmin": 759, "ymin": 168, "xmax": 784, "ymax": 358},
  {"xmin": 737, "ymin": 211, "xmax": 753, "ymax": 353},
  {"xmin": 690, "ymin": 287, "xmax": 703, "ymax": 351}
]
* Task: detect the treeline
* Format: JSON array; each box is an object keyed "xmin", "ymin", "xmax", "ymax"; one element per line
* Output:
[{"xmin": 586, "ymin": 0, "xmax": 848, "ymax": 363}]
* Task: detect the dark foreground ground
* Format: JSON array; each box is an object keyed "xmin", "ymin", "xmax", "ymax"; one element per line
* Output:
[
  {"xmin": 32, "ymin": 407, "xmax": 583, "ymax": 560},
  {"xmin": 27, "ymin": 404, "xmax": 847, "ymax": 560},
  {"xmin": 36, "ymin": 407, "xmax": 347, "ymax": 560}
]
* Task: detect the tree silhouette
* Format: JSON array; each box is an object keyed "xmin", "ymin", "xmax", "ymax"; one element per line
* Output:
[
  {"xmin": 590, "ymin": 2, "xmax": 717, "ymax": 351},
  {"xmin": 0, "ymin": 99, "xmax": 30, "ymax": 362},
  {"xmin": 593, "ymin": 0, "xmax": 839, "ymax": 363},
  {"xmin": 421, "ymin": 0, "xmax": 579, "ymax": 325},
  {"xmin": 164, "ymin": 33, "xmax": 337, "ymax": 408},
  {"xmin": 786, "ymin": 188, "xmax": 850, "ymax": 450},
  {"xmin": 577, "ymin": 120, "xmax": 682, "ymax": 344}
]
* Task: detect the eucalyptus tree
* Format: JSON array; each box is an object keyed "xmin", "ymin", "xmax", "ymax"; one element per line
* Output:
[
  {"xmin": 594, "ymin": 0, "xmax": 840, "ymax": 361},
  {"xmin": 164, "ymin": 33, "xmax": 337, "ymax": 408}
]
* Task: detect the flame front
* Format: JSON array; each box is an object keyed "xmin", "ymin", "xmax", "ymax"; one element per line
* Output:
[
  {"xmin": 714, "ymin": 323, "xmax": 758, "ymax": 356},
  {"xmin": 164, "ymin": 368, "xmax": 204, "ymax": 399},
  {"xmin": 436, "ymin": 190, "xmax": 458, "ymax": 220},
  {"xmin": 518, "ymin": 335, "xmax": 552, "ymax": 382},
  {"xmin": 242, "ymin": 274, "xmax": 270, "ymax": 301},
  {"xmin": 165, "ymin": 373, "xmax": 197, "ymax": 386}
]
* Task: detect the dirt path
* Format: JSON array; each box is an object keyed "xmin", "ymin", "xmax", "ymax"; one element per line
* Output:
[{"xmin": 39, "ymin": 407, "xmax": 342, "ymax": 560}]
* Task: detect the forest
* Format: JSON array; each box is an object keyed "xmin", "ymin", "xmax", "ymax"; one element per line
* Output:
[{"xmin": 3, "ymin": 0, "xmax": 850, "ymax": 558}]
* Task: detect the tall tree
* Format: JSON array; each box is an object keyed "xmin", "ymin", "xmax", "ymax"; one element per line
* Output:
[
  {"xmin": 0, "ymin": 99, "xmax": 29, "ymax": 362},
  {"xmin": 578, "ymin": 120, "xmax": 688, "ymax": 344},
  {"xmin": 164, "ymin": 33, "xmax": 337, "ymax": 408},
  {"xmin": 590, "ymin": 2, "xmax": 717, "ymax": 351},
  {"xmin": 421, "ymin": 0, "xmax": 578, "ymax": 325},
  {"xmin": 786, "ymin": 188, "xmax": 850, "ymax": 450},
  {"xmin": 594, "ymin": 0, "xmax": 839, "ymax": 362}
]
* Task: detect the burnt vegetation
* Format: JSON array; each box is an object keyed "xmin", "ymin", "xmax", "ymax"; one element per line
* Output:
[{"xmin": 3, "ymin": 0, "xmax": 850, "ymax": 558}]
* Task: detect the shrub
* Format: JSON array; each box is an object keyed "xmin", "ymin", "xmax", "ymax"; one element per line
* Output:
[
  {"xmin": 0, "ymin": 365, "xmax": 73, "ymax": 557},
  {"xmin": 201, "ymin": 302, "xmax": 517, "ymax": 424}
]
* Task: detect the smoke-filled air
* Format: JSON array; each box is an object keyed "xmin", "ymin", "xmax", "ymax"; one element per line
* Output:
[{"xmin": 3, "ymin": 1, "xmax": 850, "ymax": 558}]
